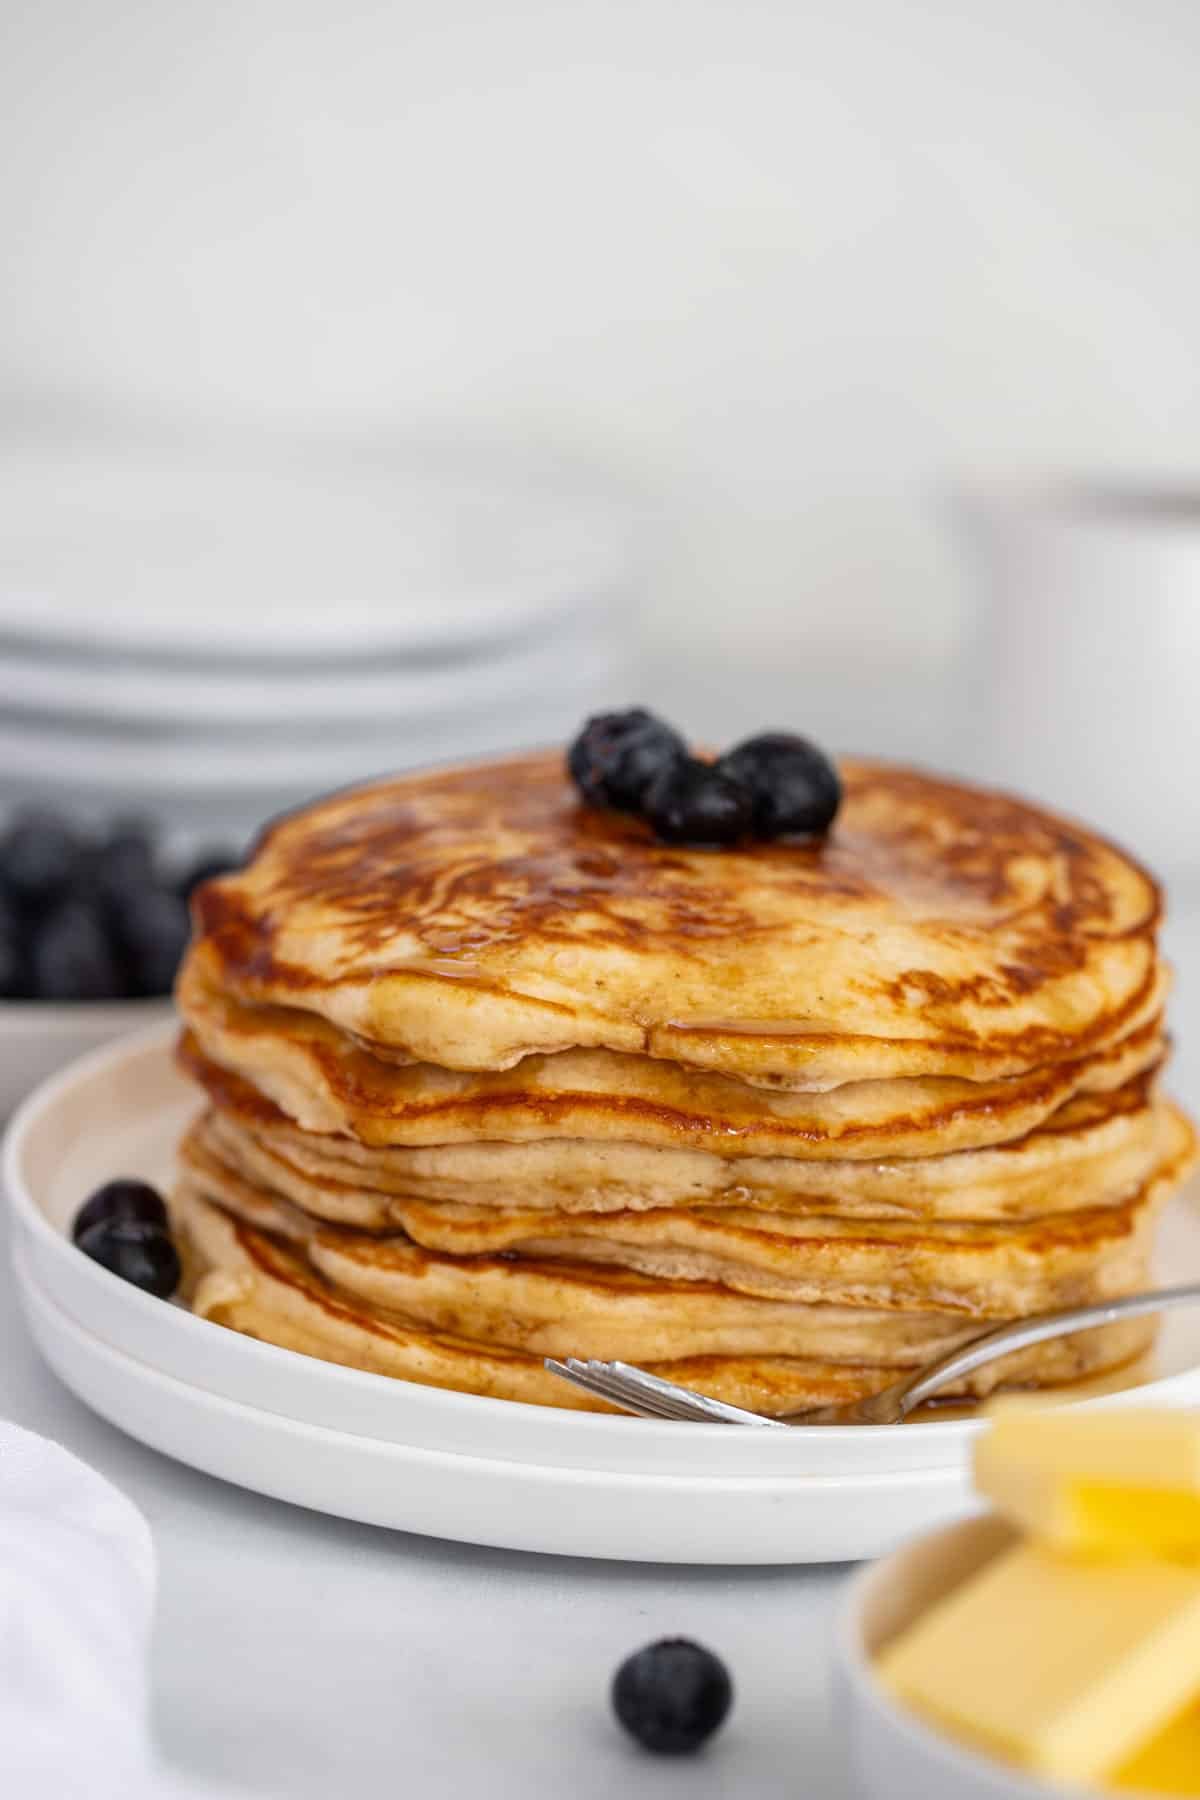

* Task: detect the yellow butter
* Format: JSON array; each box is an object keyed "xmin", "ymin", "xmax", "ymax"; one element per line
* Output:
[
  {"xmin": 974, "ymin": 1410, "xmax": 1200, "ymax": 1556},
  {"xmin": 878, "ymin": 1543, "xmax": 1200, "ymax": 1785},
  {"xmin": 1110, "ymin": 1702, "xmax": 1200, "ymax": 1793}
]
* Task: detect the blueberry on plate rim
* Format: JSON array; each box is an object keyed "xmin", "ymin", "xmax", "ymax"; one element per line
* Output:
[
  {"xmin": 72, "ymin": 1178, "xmax": 169, "ymax": 1242},
  {"xmin": 72, "ymin": 1179, "xmax": 180, "ymax": 1300},
  {"xmin": 76, "ymin": 1217, "xmax": 181, "ymax": 1300},
  {"xmin": 611, "ymin": 1637, "xmax": 734, "ymax": 1754}
]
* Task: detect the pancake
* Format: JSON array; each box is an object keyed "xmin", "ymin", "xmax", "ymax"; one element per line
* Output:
[
  {"xmin": 189, "ymin": 753, "xmax": 1162, "ymax": 1088},
  {"xmin": 171, "ymin": 1183, "xmax": 1159, "ymax": 1414},
  {"xmin": 176, "ymin": 969, "xmax": 1166, "ymax": 1160},
  {"xmin": 178, "ymin": 1106, "xmax": 1193, "ymax": 1320},
  {"xmin": 191, "ymin": 1049, "xmax": 1168, "ymax": 1225},
  {"xmin": 171, "ymin": 747, "xmax": 1190, "ymax": 1416},
  {"xmin": 175, "ymin": 1164, "xmax": 984, "ymax": 1362}
]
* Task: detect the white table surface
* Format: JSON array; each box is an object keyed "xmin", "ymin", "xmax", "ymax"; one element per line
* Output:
[
  {"xmin": 0, "ymin": 1250, "xmax": 850, "ymax": 1799},
  {"xmin": 2, "ymin": 906, "xmax": 1197, "ymax": 1800}
]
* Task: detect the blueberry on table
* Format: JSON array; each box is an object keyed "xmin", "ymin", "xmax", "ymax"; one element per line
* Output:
[
  {"xmin": 612, "ymin": 1638, "xmax": 733, "ymax": 1753},
  {"xmin": 116, "ymin": 886, "xmax": 191, "ymax": 996},
  {"xmin": 567, "ymin": 709, "xmax": 686, "ymax": 810},
  {"xmin": 76, "ymin": 1217, "xmax": 181, "ymax": 1299},
  {"xmin": 1, "ymin": 809, "xmax": 81, "ymax": 909},
  {"xmin": 643, "ymin": 756, "xmax": 752, "ymax": 846},
  {"xmin": 718, "ymin": 733, "xmax": 841, "ymax": 838},
  {"xmin": 31, "ymin": 899, "xmax": 125, "ymax": 1001},
  {"xmin": 72, "ymin": 1179, "xmax": 169, "ymax": 1244}
]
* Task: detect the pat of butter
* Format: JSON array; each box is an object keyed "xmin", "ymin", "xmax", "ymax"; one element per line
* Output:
[
  {"xmin": 974, "ymin": 1409, "xmax": 1200, "ymax": 1555},
  {"xmin": 1110, "ymin": 1703, "xmax": 1200, "ymax": 1794},
  {"xmin": 877, "ymin": 1543, "xmax": 1200, "ymax": 1785}
]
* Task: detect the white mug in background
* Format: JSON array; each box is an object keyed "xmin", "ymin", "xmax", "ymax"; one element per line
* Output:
[{"xmin": 953, "ymin": 484, "xmax": 1200, "ymax": 891}]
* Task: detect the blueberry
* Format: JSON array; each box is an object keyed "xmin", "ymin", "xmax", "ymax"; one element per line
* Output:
[
  {"xmin": 116, "ymin": 886, "xmax": 191, "ymax": 996},
  {"xmin": 76, "ymin": 1217, "xmax": 180, "ymax": 1299},
  {"xmin": 72, "ymin": 1178, "xmax": 168, "ymax": 1244},
  {"xmin": 0, "ymin": 888, "xmax": 25, "ymax": 998},
  {"xmin": 567, "ymin": 709, "xmax": 687, "ymax": 810},
  {"xmin": 643, "ymin": 757, "xmax": 752, "ymax": 846},
  {"xmin": 175, "ymin": 846, "xmax": 241, "ymax": 902},
  {"xmin": 611, "ymin": 1638, "xmax": 733, "ymax": 1754},
  {"xmin": 717, "ymin": 733, "xmax": 841, "ymax": 839},
  {"xmin": 31, "ymin": 899, "xmax": 125, "ymax": 1001},
  {"xmin": 0, "ymin": 918, "xmax": 22, "ymax": 1000},
  {"xmin": 86, "ymin": 822, "xmax": 157, "ymax": 910},
  {"xmin": 1, "ymin": 809, "xmax": 82, "ymax": 910}
]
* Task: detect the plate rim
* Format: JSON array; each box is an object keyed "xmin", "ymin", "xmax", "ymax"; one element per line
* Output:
[
  {"xmin": 2, "ymin": 1022, "xmax": 996, "ymax": 1463},
  {"xmin": 18, "ymin": 1255, "xmax": 978, "ymax": 1563},
  {"xmin": 8, "ymin": 1024, "xmax": 1200, "ymax": 1480},
  {"xmin": 17, "ymin": 1249, "xmax": 963, "ymax": 1500}
]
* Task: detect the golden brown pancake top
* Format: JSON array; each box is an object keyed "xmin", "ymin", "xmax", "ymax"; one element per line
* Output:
[{"xmin": 189, "ymin": 752, "xmax": 1161, "ymax": 1086}]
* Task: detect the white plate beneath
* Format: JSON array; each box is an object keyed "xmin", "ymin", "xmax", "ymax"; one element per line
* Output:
[
  {"xmin": 0, "ymin": 445, "xmax": 639, "ymax": 658},
  {"xmin": 0, "ymin": 608, "xmax": 624, "ymax": 727},
  {"xmin": 0, "ymin": 664, "xmax": 621, "ymax": 791},
  {"xmin": 6, "ymin": 1028, "xmax": 1200, "ymax": 1564}
]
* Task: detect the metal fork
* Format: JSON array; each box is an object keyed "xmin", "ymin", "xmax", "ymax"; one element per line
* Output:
[{"xmin": 545, "ymin": 1281, "xmax": 1200, "ymax": 1426}]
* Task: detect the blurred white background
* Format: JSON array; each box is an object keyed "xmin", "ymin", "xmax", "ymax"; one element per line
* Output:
[{"xmin": 5, "ymin": 0, "xmax": 1200, "ymax": 757}]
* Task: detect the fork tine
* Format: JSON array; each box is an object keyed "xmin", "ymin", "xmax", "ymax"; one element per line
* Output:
[
  {"xmin": 555, "ymin": 1359, "xmax": 716, "ymax": 1422},
  {"xmin": 546, "ymin": 1357, "xmax": 786, "ymax": 1427},
  {"xmin": 607, "ymin": 1361, "xmax": 786, "ymax": 1427},
  {"xmin": 582, "ymin": 1363, "xmax": 714, "ymax": 1423},
  {"xmin": 544, "ymin": 1359, "xmax": 686, "ymax": 1420},
  {"xmin": 572, "ymin": 1372, "xmax": 684, "ymax": 1420}
]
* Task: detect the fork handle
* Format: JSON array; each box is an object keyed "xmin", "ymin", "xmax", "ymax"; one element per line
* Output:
[{"xmin": 872, "ymin": 1282, "xmax": 1200, "ymax": 1423}]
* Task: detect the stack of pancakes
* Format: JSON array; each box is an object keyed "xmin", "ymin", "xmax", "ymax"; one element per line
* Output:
[{"xmin": 170, "ymin": 753, "xmax": 1196, "ymax": 1416}]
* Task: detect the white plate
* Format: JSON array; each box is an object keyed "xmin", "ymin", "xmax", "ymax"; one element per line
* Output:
[
  {"xmin": 0, "ymin": 608, "xmax": 625, "ymax": 727},
  {"xmin": 0, "ymin": 445, "xmax": 639, "ymax": 658},
  {"xmin": 0, "ymin": 664, "xmax": 623, "ymax": 791},
  {"xmin": 6, "ymin": 1028, "xmax": 1200, "ymax": 1564}
]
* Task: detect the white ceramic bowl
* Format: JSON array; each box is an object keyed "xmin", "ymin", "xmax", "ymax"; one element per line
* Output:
[
  {"xmin": 0, "ymin": 996, "xmax": 172, "ymax": 1121},
  {"xmin": 833, "ymin": 1513, "xmax": 1157, "ymax": 1799}
]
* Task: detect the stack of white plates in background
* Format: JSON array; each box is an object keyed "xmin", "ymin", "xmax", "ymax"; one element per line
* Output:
[{"xmin": 0, "ymin": 441, "xmax": 643, "ymax": 847}]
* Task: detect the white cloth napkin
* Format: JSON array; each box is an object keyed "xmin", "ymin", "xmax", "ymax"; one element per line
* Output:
[{"xmin": 0, "ymin": 1419, "xmax": 229, "ymax": 1800}]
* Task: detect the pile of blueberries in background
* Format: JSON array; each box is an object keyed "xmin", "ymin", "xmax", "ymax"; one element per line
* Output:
[{"xmin": 0, "ymin": 809, "xmax": 239, "ymax": 1003}]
